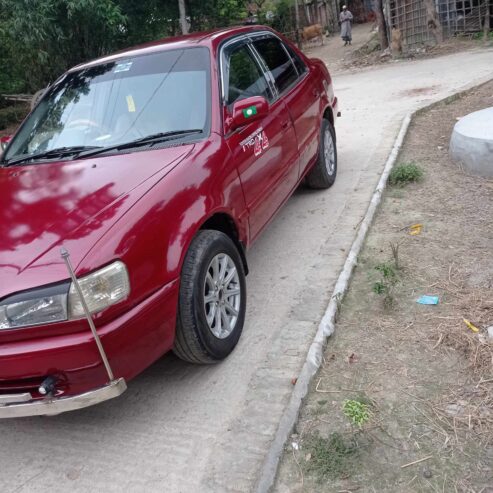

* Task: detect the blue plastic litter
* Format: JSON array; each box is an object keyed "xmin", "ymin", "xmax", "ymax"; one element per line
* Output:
[{"xmin": 416, "ymin": 295, "xmax": 439, "ymax": 305}]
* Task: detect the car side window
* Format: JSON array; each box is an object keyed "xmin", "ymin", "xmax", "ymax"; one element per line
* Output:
[
  {"xmin": 252, "ymin": 37, "xmax": 298, "ymax": 94},
  {"xmin": 284, "ymin": 43, "xmax": 307, "ymax": 76},
  {"xmin": 225, "ymin": 45, "xmax": 271, "ymax": 106}
]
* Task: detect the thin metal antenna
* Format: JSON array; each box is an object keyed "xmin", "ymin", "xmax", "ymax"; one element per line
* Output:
[{"xmin": 61, "ymin": 247, "xmax": 115, "ymax": 382}]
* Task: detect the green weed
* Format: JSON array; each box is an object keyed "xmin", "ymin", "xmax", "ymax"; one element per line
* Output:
[
  {"xmin": 389, "ymin": 162, "xmax": 423, "ymax": 186},
  {"xmin": 303, "ymin": 432, "xmax": 358, "ymax": 481},
  {"xmin": 343, "ymin": 399, "xmax": 372, "ymax": 428},
  {"xmin": 472, "ymin": 31, "xmax": 493, "ymax": 41},
  {"xmin": 372, "ymin": 261, "xmax": 398, "ymax": 307}
]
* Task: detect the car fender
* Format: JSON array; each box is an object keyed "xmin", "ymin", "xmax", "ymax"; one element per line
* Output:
[{"xmin": 76, "ymin": 137, "xmax": 248, "ymax": 317}]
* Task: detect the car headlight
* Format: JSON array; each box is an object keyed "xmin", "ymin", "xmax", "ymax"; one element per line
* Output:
[
  {"xmin": 68, "ymin": 261, "xmax": 130, "ymax": 318},
  {"xmin": 0, "ymin": 284, "xmax": 69, "ymax": 330},
  {"xmin": 0, "ymin": 261, "xmax": 130, "ymax": 330}
]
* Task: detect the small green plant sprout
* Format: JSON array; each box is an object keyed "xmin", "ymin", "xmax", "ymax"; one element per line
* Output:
[
  {"xmin": 343, "ymin": 399, "xmax": 371, "ymax": 428},
  {"xmin": 388, "ymin": 162, "xmax": 423, "ymax": 186},
  {"xmin": 372, "ymin": 261, "xmax": 398, "ymax": 307}
]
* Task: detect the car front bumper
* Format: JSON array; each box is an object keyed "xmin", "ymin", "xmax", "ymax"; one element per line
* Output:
[
  {"xmin": 0, "ymin": 378, "xmax": 126, "ymax": 418},
  {"xmin": 0, "ymin": 278, "xmax": 180, "ymax": 418}
]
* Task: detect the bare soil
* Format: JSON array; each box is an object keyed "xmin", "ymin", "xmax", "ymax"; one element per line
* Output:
[
  {"xmin": 305, "ymin": 23, "xmax": 492, "ymax": 74},
  {"xmin": 275, "ymin": 82, "xmax": 493, "ymax": 492}
]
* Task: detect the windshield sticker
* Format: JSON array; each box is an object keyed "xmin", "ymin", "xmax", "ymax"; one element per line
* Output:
[
  {"xmin": 114, "ymin": 62, "xmax": 133, "ymax": 73},
  {"xmin": 240, "ymin": 127, "xmax": 269, "ymax": 157},
  {"xmin": 126, "ymin": 95, "xmax": 136, "ymax": 113}
]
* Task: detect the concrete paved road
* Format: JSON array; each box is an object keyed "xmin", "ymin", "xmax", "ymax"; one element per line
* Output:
[{"xmin": 1, "ymin": 49, "xmax": 492, "ymax": 493}]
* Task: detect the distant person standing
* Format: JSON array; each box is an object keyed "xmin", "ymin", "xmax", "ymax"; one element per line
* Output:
[{"xmin": 339, "ymin": 5, "xmax": 353, "ymax": 46}]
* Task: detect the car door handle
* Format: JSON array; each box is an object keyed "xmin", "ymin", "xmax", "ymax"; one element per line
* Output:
[
  {"xmin": 281, "ymin": 119, "xmax": 291, "ymax": 129},
  {"xmin": 312, "ymin": 88, "xmax": 320, "ymax": 97}
]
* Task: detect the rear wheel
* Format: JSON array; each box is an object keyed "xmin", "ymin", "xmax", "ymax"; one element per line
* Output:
[
  {"xmin": 173, "ymin": 230, "xmax": 246, "ymax": 364},
  {"xmin": 306, "ymin": 118, "xmax": 337, "ymax": 189}
]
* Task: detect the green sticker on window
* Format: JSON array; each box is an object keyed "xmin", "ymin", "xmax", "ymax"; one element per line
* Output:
[{"xmin": 242, "ymin": 106, "xmax": 257, "ymax": 119}]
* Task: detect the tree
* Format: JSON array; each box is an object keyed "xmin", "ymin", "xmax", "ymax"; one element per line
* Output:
[
  {"xmin": 374, "ymin": 0, "xmax": 389, "ymax": 50},
  {"xmin": 115, "ymin": 0, "xmax": 180, "ymax": 45},
  {"xmin": 423, "ymin": 0, "xmax": 443, "ymax": 43},
  {"xmin": 484, "ymin": 1, "xmax": 491, "ymax": 41},
  {"xmin": 0, "ymin": 0, "xmax": 248, "ymax": 94},
  {"xmin": 1, "ymin": 0, "xmax": 126, "ymax": 92},
  {"xmin": 178, "ymin": 0, "xmax": 189, "ymax": 34}
]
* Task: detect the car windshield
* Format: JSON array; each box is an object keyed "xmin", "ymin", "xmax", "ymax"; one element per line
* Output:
[{"xmin": 3, "ymin": 47, "xmax": 211, "ymax": 164}]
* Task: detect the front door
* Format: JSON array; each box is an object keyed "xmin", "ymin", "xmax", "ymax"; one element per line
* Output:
[
  {"xmin": 251, "ymin": 35, "xmax": 321, "ymax": 178},
  {"xmin": 223, "ymin": 41, "xmax": 299, "ymax": 241}
]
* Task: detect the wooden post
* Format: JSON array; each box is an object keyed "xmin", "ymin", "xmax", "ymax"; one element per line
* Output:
[
  {"xmin": 178, "ymin": 0, "xmax": 189, "ymax": 35},
  {"xmin": 484, "ymin": 0, "xmax": 491, "ymax": 40},
  {"xmin": 424, "ymin": 0, "xmax": 443, "ymax": 43},
  {"xmin": 375, "ymin": 0, "xmax": 389, "ymax": 49},
  {"xmin": 295, "ymin": 0, "xmax": 302, "ymax": 47}
]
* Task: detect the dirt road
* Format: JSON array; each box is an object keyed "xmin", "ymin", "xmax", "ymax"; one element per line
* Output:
[
  {"xmin": 1, "ymin": 47, "xmax": 492, "ymax": 493},
  {"xmin": 305, "ymin": 22, "xmax": 375, "ymax": 72}
]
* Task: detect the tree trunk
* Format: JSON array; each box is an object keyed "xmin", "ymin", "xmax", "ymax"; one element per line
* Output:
[
  {"xmin": 305, "ymin": 4, "xmax": 312, "ymax": 24},
  {"xmin": 375, "ymin": 0, "xmax": 389, "ymax": 49},
  {"xmin": 294, "ymin": 0, "xmax": 301, "ymax": 47},
  {"xmin": 178, "ymin": 0, "xmax": 188, "ymax": 35},
  {"xmin": 313, "ymin": 0, "xmax": 320, "ymax": 24},
  {"xmin": 484, "ymin": 0, "xmax": 491, "ymax": 40},
  {"xmin": 423, "ymin": 0, "xmax": 443, "ymax": 43}
]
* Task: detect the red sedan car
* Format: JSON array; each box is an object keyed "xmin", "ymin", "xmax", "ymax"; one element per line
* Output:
[{"xmin": 0, "ymin": 26, "xmax": 338, "ymax": 417}]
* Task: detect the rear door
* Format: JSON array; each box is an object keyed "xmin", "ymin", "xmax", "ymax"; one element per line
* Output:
[
  {"xmin": 251, "ymin": 35, "xmax": 321, "ymax": 178},
  {"xmin": 223, "ymin": 39, "xmax": 299, "ymax": 241}
]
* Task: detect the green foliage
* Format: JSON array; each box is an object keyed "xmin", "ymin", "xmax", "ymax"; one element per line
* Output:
[
  {"xmin": 0, "ymin": 0, "xmax": 127, "ymax": 92},
  {"xmin": 188, "ymin": 0, "xmax": 247, "ymax": 31},
  {"xmin": 343, "ymin": 399, "xmax": 371, "ymax": 428},
  {"xmin": 0, "ymin": 104, "xmax": 29, "ymax": 130},
  {"xmin": 472, "ymin": 31, "xmax": 493, "ymax": 41},
  {"xmin": 372, "ymin": 280, "xmax": 386, "ymax": 295},
  {"xmin": 0, "ymin": 0, "xmax": 250, "ymax": 94},
  {"xmin": 372, "ymin": 261, "xmax": 398, "ymax": 307},
  {"xmin": 388, "ymin": 162, "xmax": 424, "ymax": 186},
  {"xmin": 304, "ymin": 432, "xmax": 358, "ymax": 481},
  {"xmin": 375, "ymin": 261, "xmax": 397, "ymax": 280}
]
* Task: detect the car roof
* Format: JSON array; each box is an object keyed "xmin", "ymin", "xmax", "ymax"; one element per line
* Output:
[{"xmin": 71, "ymin": 25, "xmax": 277, "ymax": 72}]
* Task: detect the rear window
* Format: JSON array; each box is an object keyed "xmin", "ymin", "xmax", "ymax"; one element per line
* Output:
[{"xmin": 252, "ymin": 37, "xmax": 298, "ymax": 94}]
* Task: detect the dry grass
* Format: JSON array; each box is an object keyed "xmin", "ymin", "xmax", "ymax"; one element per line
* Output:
[{"xmin": 275, "ymin": 82, "xmax": 493, "ymax": 492}]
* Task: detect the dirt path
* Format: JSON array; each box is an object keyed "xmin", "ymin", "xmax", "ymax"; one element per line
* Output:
[
  {"xmin": 274, "ymin": 82, "xmax": 493, "ymax": 493},
  {"xmin": 303, "ymin": 23, "xmax": 375, "ymax": 73}
]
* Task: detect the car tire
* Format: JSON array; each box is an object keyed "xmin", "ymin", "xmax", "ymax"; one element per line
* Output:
[
  {"xmin": 173, "ymin": 230, "xmax": 247, "ymax": 364},
  {"xmin": 305, "ymin": 118, "xmax": 337, "ymax": 189}
]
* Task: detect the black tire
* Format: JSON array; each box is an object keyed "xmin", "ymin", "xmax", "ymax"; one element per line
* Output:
[
  {"xmin": 305, "ymin": 118, "xmax": 337, "ymax": 189},
  {"xmin": 173, "ymin": 230, "xmax": 247, "ymax": 364}
]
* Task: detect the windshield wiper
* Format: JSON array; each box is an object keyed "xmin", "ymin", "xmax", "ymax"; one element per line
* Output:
[
  {"xmin": 4, "ymin": 145, "xmax": 102, "ymax": 167},
  {"xmin": 77, "ymin": 129, "xmax": 203, "ymax": 159}
]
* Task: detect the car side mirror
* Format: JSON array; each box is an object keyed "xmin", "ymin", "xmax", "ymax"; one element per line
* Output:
[{"xmin": 229, "ymin": 96, "xmax": 269, "ymax": 131}]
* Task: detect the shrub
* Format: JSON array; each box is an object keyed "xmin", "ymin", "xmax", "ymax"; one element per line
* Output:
[{"xmin": 389, "ymin": 162, "xmax": 423, "ymax": 186}]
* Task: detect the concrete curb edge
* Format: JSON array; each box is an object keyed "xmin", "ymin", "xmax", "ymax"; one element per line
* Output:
[
  {"xmin": 255, "ymin": 112, "xmax": 412, "ymax": 493},
  {"xmin": 256, "ymin": 76, "xmax": 493, "ymax": 493}
]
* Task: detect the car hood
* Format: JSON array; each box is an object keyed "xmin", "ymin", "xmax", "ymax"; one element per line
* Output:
[{"xmin": 0, "ymin": 145, "xmax": 194, "ymax": 299}]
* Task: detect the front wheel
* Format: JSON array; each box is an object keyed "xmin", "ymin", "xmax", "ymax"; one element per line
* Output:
[
  {"xmin": 173, "ymin": 230, "xmax": 247, "ymax": 364},
  {"xmin": 305, "ymin": 118, "xmax": 337, "ymax": 189}
]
